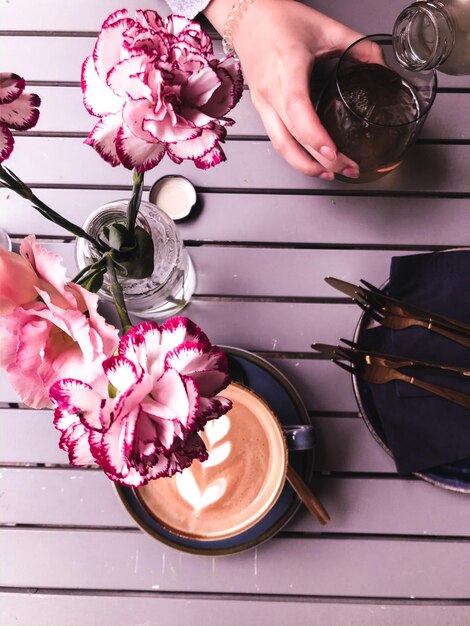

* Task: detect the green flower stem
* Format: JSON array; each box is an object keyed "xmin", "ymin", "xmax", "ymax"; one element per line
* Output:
[
  {"xmin": 105, "ymin": 253, "xmax": 133, "ymax": 334},
  {"xmin": 71, "ymin": 257, "xmax": 107, "ymax": 285},
  {"xmin": 0, "ymin": 164, "xmax": 107, "ymax": 253},
  {"xmin": 126, "ymin": 169, "xmax": 144, "ymax": 237}
]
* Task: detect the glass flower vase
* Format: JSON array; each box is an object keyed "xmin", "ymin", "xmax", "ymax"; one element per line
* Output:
[{"xmin": 75, "ymin": 199, "xmax": 196, "ymax": 321}]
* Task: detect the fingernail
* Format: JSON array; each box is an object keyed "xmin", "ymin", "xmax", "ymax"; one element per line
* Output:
[
  {"xmin": 319, "ymin": 146, "xmax": 337, "ymax": 161},
  {"xmin": 320, "ymin": 171, "xmax": 334, "ymax": 181},
  {"xmin": 341, "ymin": 167, "xmax": 360, "ymax": 179}
]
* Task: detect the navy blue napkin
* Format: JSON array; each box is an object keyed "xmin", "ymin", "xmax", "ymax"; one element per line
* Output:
[{"xmin": 361, "ymin": 250, "xmax": 470, "ymax": 474}]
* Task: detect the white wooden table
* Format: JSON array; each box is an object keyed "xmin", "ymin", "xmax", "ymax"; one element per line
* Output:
[{"xmin": 1, "ymin": 1, "xmax": 470, "ymax": 624}]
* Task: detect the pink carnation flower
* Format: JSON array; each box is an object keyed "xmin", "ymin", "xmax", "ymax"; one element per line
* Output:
[
  {"xmin": 0, "ymin": 245, "xmax": 41, "ymax": 315},
  {"xmin": 81, "ymin": 9, "xmax": 243, "ymax": 171},
  {"xmin": 0, "ymin": 73, "xmax": 40, "ymax": 162},
  {"xmin": 50, "ymin": 318, "xmax": 232, "ymax": 486},
  {"xmin": 0, "ymin": 236, "xmax": 119, "ymax": 408}
]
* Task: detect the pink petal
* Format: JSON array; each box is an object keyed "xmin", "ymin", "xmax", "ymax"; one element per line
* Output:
[
  {"xmin": 167, "ymin": 15, "xmax": 211, "ymax": 52},
  {"xmin": 0, "ymin": 125, "xmax": 14, "ymax": 162},
  {"xmin": 134, "ymin": 411, "xmax": 159, "ymax": 449},
  {"xmin": 166, "ymin": 432, "xmax": 208, "ymax": 475},
  {"xmin": 110, "ymin": 452, "xmax": 169, "ymax": 486},
  {"xmin": 186, "ymin": 368, "xmax": 229, "ymax": 396},
  {"xmin": 136, "ymin": 456, "xmax": 170, "ymax": 481},
  {"xmin": 100, "ymin": 408, "xmax": 139, "ymax": 478},
  {"xmin": 165, "ymin": 342, "xmax": 226, "ymax": 374},
  {"xmin": 165, "ymin": 342, "xmax": 230, "ymax": 395},
  {"xmin": 61, "ymin": 421, "xmax": 96, "ymax": 465},
  {"xmin": 120, "ymin": 322, "xmax": 172, "ymax": 381},
  {"xmin": 0, "ymin": 246, "xmax": 40, "ymax": 314},
  {"xmin": 193, "ymin": 144, "xmax": 226, "ymax": 169},
  {"xmin": 0, "ymin": 73, "xmax": 25, "ymax": 104},
  {"xmin": 123, "ymin": 98, "xmax": 199, "ymax": 143},
  {"xmin": 50, "ymin": 378, "xmax": 104, "ymax": 431},
  {"xmin": 5, "ymin": 314, "xmax": 54, "ymax": 408},
  {"xmin": 32, "ymin": 289, "xmax": 93, "ymax": 358},
  {"xmin": 136, "ymin": 9, "xmax": 166, "ymax": 32},
  {"xmin": 81, "ymin": 55, "xmax": 123, "ymax": 117},
  {"xmin": 0, "ymin": 317, "xmax": 16, "ymax": 370},
  {"xmin": 66, "ymin": 283, "xmax": 119, "ymax": 358},
  {"xmin": 140, "ymin": 401, "xmax": 178, "ymax": 450},
  {"xmin": 53, "ymin": 405, "xmax": 79, "ymax": 433},
  {"xmin": 93, "ymin": 17, "xmax": 135, "ymax": 82},
  {"xmin": 141, "ymin": 397, "xmax": 180, "ymax": 422},
  {"xmin": 178, "ymin": 106, "xmax": 215, "ymax": 128},
  {"xmin": 106, "ymin": 54, "xmax": 152, "ymax": 100},
  {"xmin": 102, "ymin": 8, "xmax": 130, "ymax": 29},
  {"xmin": 115, "ymin": 123, "xmax": 166, "ymax": 172},
  {"xmin": 184, "ymin": 65, "xmax": 221, "ymax": 107},
  {"xmin": 107, "ymin": 469, "xmax": 148, "ymax": 487},
  {"xmin": 197, "ymin": 395, "xmax": 232, "ymax": 422},
  {"xmin": 152, "ymin": 368, "xmax": 192, "ymax": 426},
  {"xmin": 85, "ymin": 113, "xmax": 123, "ymax": 167},
  {"xmin": 180, "ymin": 374, "xmax": 200, "ymax": 430},
  {"xmin": 119, "ymin": 321, "xmax": 159, "ymax": 362},
  {"xmin": 88, "ymin": 428, "xmax": 105, "ymax": 465},
  {"xmin": 0, "ymin": 91, "xmax": 40, "ymax": 131},
  {"xmin": 160, "ymin": 317, "xmax": 209, "ymax": 348},
  {"xmin": 50, "ymin": 378, "xmax": 93, "ymax": 409},
  {"xmin": 166, "ymin": 126, "xmax": 224, "ymax": 162},
  {"xmin": 19, "ymin": 235, "xmax": 70, "ymax": 299},
  {"xmin": 200, "ymin": 59, "xmax": 243, "ymax": 118},
  {"xmin": 103, "ymin": 356, "xmax": 139, "ymax": 391}
]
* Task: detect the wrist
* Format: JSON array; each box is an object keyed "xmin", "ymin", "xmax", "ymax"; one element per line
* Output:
[
  {"xmin": 203, "ymin": 0, "xmax": 235, "ymax": 35},
  {"xmin": 205, "ymin": 0, "xmax": 285, "ymax": 55}
]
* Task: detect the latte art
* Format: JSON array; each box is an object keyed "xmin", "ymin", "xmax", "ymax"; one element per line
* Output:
[
  {"xmin": 175, "ymin": 414, "xmax": 231, "ymax": 511},
  {"xmin": 137, "ymin": 384, "xmax": 287, "ymax": 540},
  {"xmin": 176, "ymin": 472, "xmax": 227, "ymax": 512}
]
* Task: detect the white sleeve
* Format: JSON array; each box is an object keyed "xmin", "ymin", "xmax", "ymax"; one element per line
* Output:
[{"xmin": 165, "ymin": 0, "xmax": 212, "ymax": 18}]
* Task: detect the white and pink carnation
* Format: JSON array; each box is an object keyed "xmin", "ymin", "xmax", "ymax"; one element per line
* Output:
[
  {"xmin": 0, "ymin": 73, "xmax": 41, "ymax": 162},
  {"xmin": 0, "ymin": 236, "xmax": 119, "ymax": 408},
  {"xmin": 50, "ymin": 317, "xmax": 232, "ymax": 486},
  {"xmin": 81, "ymin": 9, "xmax": 243, "ymax": 171}
]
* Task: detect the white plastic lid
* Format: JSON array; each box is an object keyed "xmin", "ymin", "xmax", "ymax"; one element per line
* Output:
[
  {"xmin": 149, "ymin": 176, "xmax": 197, "ymax": 221},
  {"xmin": 0, "ymin": 227, "xmax": 12, "ymax": 251}
]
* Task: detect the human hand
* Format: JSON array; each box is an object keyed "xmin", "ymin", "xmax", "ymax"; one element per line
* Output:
[{"xmin": 205, "ymin": 0, "xmax": 372, "ymax": 179}]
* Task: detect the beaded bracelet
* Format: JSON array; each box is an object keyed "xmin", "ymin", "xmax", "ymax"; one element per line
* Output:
[{"xmin": 222, "ymin": 0, "xmax": 255, "ymax": 57}]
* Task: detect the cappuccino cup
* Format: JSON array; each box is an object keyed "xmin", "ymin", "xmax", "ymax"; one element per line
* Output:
[{"xmin": 136, "ymin": 383, "xmax": 314, "ymax": 541}]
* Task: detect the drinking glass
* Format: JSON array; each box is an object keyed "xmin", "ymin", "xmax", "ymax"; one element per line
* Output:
[
  {"xmin": 316, "ymin": 34, "xmax": 437, "ymax": 183},
  {"xmin": 76, "ymin": 200, "xmax": 196, "ymax": 320}
]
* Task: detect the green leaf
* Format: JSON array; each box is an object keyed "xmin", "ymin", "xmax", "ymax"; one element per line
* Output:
[
  {"xmin": 79, "ymin": 267, "xmax": 106, "ymax": 293},
  {"xmin": 101, "ymin": 223, "xmax": 133, "ymax": 252},
  {"xmin": 113, "ymin": 226, "xmax": 155, "ymax": 279}
]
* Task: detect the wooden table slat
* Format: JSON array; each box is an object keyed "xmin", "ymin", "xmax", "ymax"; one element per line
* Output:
[
  {"xmin": 2, "ymin": 467, "xmax": 470, "ymax": 536},
  {"xmin": 2, "ymin": 193, "xmax": 469, "ymax": 247},
  {"xmin": 1, "ymin": 410, "xmax": 395, "ymax": 473},
  {"xmin": 7, "ymin": 137, "xmax": 470, "ymax": 194},
  {"xmin": 19, "ymin": 85, "xmax": 470, "ymax": 142},
  {"xmin": 2, "ymin": 592, "xmax": 470, "ymax": 626},
  {"xmin": 2, "ymin": 528, "xmax": 470, "ymax": 598}
]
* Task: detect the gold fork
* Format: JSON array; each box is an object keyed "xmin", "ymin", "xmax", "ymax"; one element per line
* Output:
[
  {"xmin": 369, "ymin": 309, "xmax": 470, "ymax": 349},
  {"xmin": 360, "ymin": 363, "xmax": 470, "ymax": 410}
]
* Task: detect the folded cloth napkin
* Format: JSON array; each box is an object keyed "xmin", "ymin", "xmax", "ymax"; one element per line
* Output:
[{"xmin": 361, "ymin": 249, "xmax": 470, "ymax": 474}]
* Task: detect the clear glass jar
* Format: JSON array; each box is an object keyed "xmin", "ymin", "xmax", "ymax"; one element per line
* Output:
[
  {"xmin": 393, "ymin": 0, "xmax": 470, "ymax": 75},
  {"xmin": 75, "ymin": 199, "xmax": 196, "ymax": 321},
  {"xmin": 316, "ymin": 34, "xmax": 437, "ymax": 182}
]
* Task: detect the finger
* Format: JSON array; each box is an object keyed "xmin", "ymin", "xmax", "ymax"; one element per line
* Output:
[
  {"xmin": 257, "ymin": 103, "xmax": 334, "ymax": 179},
  {"xmin": 278, "ymin": 59, "xmax": 360, "ymax": 177},
  {"xmin": 319, "ymin": 16, "xmax": 383, "ymax": 65},
  {"xmin": 346, "ymin": 37, "xmax": 385, "ymax": 65}
]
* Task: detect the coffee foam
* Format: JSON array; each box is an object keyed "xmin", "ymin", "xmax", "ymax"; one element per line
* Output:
[{"xmin": 136, "ymin": 383, "xmax": 287, "ymax": 540}]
